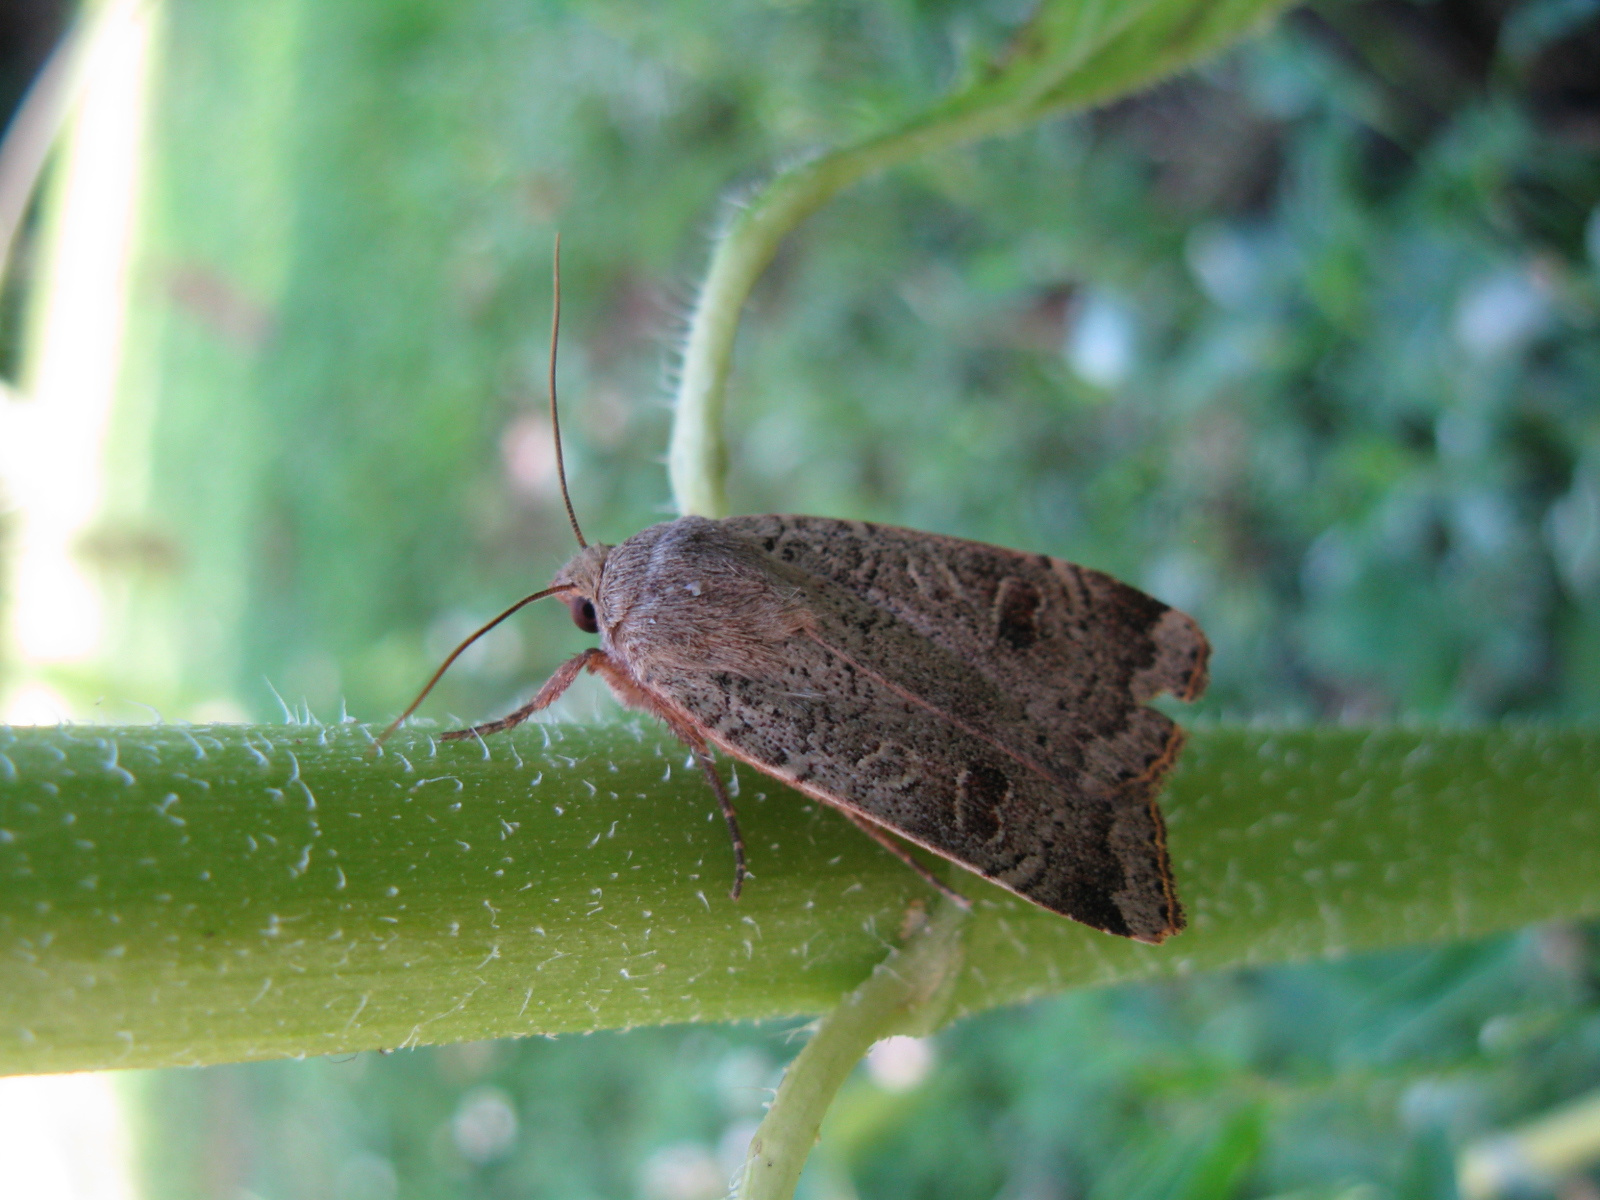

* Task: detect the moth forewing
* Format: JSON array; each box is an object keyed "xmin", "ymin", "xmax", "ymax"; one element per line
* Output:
[{"xmin": 597, "ymin": 517, "xmax": 1204, "ymax": 943}]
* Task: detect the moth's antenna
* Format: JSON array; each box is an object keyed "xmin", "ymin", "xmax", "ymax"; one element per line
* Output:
[
  {"xmin": 374, "ymin": 584, "xmax": 574, "ymax": 747},
  {"xmin": 549, "ymin": 232, "xmax": 587, "ymax": 549}
]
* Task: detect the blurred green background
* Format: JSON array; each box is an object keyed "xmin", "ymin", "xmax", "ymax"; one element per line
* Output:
[{"xmin": 6, "ymin": 0, "xmax": 1600, "ymax": 1195}]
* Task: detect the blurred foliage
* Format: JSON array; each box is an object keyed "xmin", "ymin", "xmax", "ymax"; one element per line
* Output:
[
  {"xmin": 26, "ymin": 0, "xmax": 1600, "ymax": 1194},
  {"xmin": 837, "ymin": 928, "xmax": 1600, "ymax": 1200},
  {"xmin": 133, "ymin": 1023, "xmax": 807, "ymax": 1200}
]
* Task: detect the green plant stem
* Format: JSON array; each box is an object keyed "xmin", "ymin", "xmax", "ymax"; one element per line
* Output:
[
  {"xmin": 1458, "ymin": 1086, "xmax": 1600, "ymax": 1199},
  {"xmin": 667, "ymin": 0, "xmax": 1288, "ymax": 516},
  {"xmin": 1, "ymin": 722, "xmax": 1597, "ymax": 1075},
  {"xmin": 735, "ymin": 899, "xmax": 967, "ymax": 1200}
]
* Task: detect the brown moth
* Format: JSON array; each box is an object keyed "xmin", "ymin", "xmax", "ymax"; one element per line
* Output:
[{"xmin": 380, "ymin": 246, "xmax": 1210, "ymax": 945}]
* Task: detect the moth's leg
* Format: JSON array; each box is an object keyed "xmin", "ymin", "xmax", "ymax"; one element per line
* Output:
[
  {"xmin": 841, "ymin": 811, "xmax": 972, "ymax": 911},
  {"xmin": 694, "ymin": 752, "xmax": 748, "ymax": 901},
  {"xmin": 577, "ymin": 652, "xmax": 750, "ymax": 900},
  {"xmin": 576, "ymin": 659, "xmax": 748, "ymax": 902},
  {"xmin": 441, "ymin": 647, "xmax": 605, "ymax": 741},
  {"xmin": 584, "ymin": 653, "xmax": 702, "ymax": 741}
]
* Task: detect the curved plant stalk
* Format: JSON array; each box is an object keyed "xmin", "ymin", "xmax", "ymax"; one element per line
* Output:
[
  {"xmin": 0, "ymin": 0, "xmax": 152, "ymax": 290},
  {"xmin": 1, "ymin": 722, "xmax": 1597, "ymax": 1076},
  {"xmin": 0, "ymin": 20, "xmax": 76, "ymax": 289},
  {"xmin": 667, "ymin": 0, "xmax": 1289, "ymax": 516},
  {"xmin": 735, "ymin": 898, "xmax": 968, "ymax": 1200},
  {"xmin": 1458, "ymin": 1086, "xmax": 1600, "ymax": 1200}
]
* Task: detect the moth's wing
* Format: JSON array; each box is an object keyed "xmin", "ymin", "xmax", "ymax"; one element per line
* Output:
[
  {"xmin": 692, "ymin": 515, "xmax": 1210, "ymax": 942},
  {"xmin": 720, "ymin": 515, "xmax": 1209, "ymax": 710},
  {"xmin": 640, "ymin": 605, "xmax": 1181, "ymax": 942},
  {"xmin": 720, "ymin": 515, "xmax": 1209, "ymax": 856},
  {"xmin": 619, "ymin": 528, "xmax": 1199, "ymax": 943}
]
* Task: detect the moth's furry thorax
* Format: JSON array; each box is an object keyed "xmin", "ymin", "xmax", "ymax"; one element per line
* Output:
[{"xmin": 590, "ymin": 516, "xmax": 813, "ymax": 677}]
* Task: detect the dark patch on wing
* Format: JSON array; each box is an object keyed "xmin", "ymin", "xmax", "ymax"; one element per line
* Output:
[
  {"xmin": 994, "ymin": 577, "xmax": 1043, "ymax": 650},
  {"xmin": 1102, "ymin": 577, "xmax": 1170, "ymax": 651},
  {"xmin": 955, "ymin": 761, "xmax": 1008, "ymax": 843},
  {"xmin": 1059, "ymin": 876, "xmax": 1130, "ymax": 937},
  {"xmin": 1047, "ymin": 806, "xmax": 1131, "ymax": 937}
]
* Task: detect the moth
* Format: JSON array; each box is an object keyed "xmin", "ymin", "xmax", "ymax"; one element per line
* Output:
[{"xmin": 380, "ymin": 250, "xmax": 1210, "ymax": 945}]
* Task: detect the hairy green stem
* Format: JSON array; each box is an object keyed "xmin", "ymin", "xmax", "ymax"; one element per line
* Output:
[
  {"xmin": 1, "ymin": 723, "xmax": 1596, "ymax": 1076},
  {"xmin": 668, "ymin": 117, "xmax": 1002, "ymax": 518},
  {"xmin": 666, "ymin": 0, "xmax": 1288, "ymax": 516},
  {"xmin": 736, "ymin": 899, "xmax": 968, "ymax": 1200}
]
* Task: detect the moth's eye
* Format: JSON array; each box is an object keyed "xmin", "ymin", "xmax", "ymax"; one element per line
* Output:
[{"xmin": 567, "ymin": 597, "xmax": 599, "ymax": 634}]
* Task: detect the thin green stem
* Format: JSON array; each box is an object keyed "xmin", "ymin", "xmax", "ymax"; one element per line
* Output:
[
  {"xmin": 667, "ymin": 109, "xmax": 1009, "ymax": 517},
  {"xmin": 666, "ymin": 0, "xmax": 1289, "ymax": 516},
  {"xmin": 736, "ymin": 899, "xmax": 968, "ymax": 1200}
]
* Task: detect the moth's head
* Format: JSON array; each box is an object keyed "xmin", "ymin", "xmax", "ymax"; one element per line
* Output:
[{"xmin": 552, "ymin": 543, "xmax": 611, "ymax": 634}]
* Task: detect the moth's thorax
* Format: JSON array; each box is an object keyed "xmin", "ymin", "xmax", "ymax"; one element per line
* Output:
[{"xmin": 596, "ymin": 516, "xmax": 813, "ymax": 676}]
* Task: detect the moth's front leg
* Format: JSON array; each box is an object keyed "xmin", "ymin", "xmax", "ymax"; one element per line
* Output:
[
  {"xmin": 584, "ymin": 655, "xmax": 749, "ymax": 900},
  {"xmin": 440, "ymin": 646, "xmax": 606, "ymax": 741}
]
